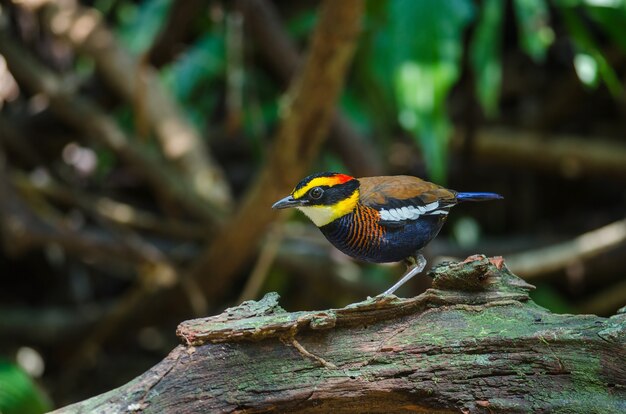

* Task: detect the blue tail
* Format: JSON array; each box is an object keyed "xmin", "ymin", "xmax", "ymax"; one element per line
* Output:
[{"xmin": 456, "ymin": 192, "xmax": 503, "ymax": 202}]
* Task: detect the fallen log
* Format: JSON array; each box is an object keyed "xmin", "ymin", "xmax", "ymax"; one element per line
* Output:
[{"xmin": 53, "ymin": 256, "xmax": 626, "ymax": 413}]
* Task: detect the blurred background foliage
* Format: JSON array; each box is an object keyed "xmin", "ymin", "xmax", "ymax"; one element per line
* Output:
[{"xmin": 1, "ymin": 0, "xmax": 626, "ymax": 410}]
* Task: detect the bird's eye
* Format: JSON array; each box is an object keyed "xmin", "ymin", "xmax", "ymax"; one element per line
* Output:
[{"xmin": 309, "ymin": 187, "xmax": 324, "ymax": 199}]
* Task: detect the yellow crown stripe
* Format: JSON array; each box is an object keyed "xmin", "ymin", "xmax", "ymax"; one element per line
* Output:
[{"xmin": 293, "ymin": 177, "xmax": 341, "ymax": 199}]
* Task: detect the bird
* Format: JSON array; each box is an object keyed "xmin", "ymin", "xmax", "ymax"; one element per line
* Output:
[{"xmin": 272, "ymin": 172, "xmax": 503, "ymax": 296}]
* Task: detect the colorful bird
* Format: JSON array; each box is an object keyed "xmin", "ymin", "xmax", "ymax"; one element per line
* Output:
[{"xmin": 272, "ymin": 172, "xmax": 503, "ymax": 296}]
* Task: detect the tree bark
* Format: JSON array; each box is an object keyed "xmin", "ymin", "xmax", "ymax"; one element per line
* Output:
[
  {"xmin": 236, "ymin": 0, "xmax": 384, "ymax": 177},
  {"xmin": 52, "ymin": 256, "xmax": 626, "ymax": 413},
  {"xmin": 187, "ymin": 0, "xmax": 364, "ymax": 302}
]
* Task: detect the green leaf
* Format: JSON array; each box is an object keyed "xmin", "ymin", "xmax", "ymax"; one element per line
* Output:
[
  {"xmin": 573, "ymin": 52, "xmax": 599, "ymax": 87},
  {"xmin": 93, "ymin": 0, "xmax": 116, "ymax": 16},
  {"xmin": 0, "ymin": 361, "xmax": 50, "ymax": 414},
  {"xmin": 560, "ymin": 7, "xmax": 624, "ymax": 97},
  {"xmin": 340, "ymin": 89, "xmax": 374, "ymax": 136},
  {"xmin": 348, "ymin": 3, "xmax": 397, "ymax": 141},
  {"xmin": 161, "ymin": 34, "xmax": 225, "ymax": 130},
  {"xmin": 390, "ymin": 0, "xmax": 474, "ymax": 183},
  {"xmin": 286, "ymin": 9, "xmax": 317, "ymax": 41},
  {"xmin": 165, "ymin": 35, "xmax": 225, "ymax": 101},
  {"xmin": 470, "ymin": 0, "xmax": 505, "ymax": 117},
  {"xmin": 117, "ymin": 0, "xmax": 172, "ymax": 54},
  {"xmin": 513, "ymin": 0, "xmax": 554, "ymax": 62},
  {"xmin": 584, "ymin": 1, "xmax": 626, "ymax": 52}
]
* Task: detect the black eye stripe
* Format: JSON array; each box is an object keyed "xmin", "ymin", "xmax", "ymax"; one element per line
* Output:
[{"xmin": 297, "ymin": 180, "xmax": 359, "ymax": 205}]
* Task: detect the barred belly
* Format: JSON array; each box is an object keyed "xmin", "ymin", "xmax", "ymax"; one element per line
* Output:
[{"xmin": 320, "ymin": 204, "xmax": 446, "ymax": 263}]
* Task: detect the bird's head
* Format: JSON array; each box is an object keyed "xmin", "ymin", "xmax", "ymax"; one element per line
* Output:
[{"xmin": 272, "ymin": 172, "xmax": 360, "ymax": 226}]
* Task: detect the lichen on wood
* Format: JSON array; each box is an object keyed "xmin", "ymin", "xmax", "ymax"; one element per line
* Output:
[{"xmin": 54, "ymin": 256, "xmax": 626, "ymax": 413}]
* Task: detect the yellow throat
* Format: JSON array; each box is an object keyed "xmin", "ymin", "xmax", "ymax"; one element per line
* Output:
[{"xmin": 297, "ymin": 189, "xmax": 359, "ymax": 227}]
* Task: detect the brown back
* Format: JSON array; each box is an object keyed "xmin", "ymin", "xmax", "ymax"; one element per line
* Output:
[{"xmin": 358, "ymin": 176, "xmax": 457, "ymax": 207}]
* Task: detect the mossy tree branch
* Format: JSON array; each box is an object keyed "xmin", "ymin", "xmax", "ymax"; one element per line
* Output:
[{"xmin": 53, "ymin": 256, "xmax": 626, "ymax": 413}]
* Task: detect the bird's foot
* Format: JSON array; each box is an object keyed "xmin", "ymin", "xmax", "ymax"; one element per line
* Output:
[{"xmin": 379, "ymin": 254, "xmax": 427, "ymax": 297}]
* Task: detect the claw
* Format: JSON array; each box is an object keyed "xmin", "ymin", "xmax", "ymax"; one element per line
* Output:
[{"xmin": 381, "ymin": 253, "xmax": 427, "ymax": 296}]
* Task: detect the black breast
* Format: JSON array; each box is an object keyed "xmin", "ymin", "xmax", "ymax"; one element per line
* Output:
[{"xmin": 319, "ymin": 206, "xmax": 446, "ymax": 263}]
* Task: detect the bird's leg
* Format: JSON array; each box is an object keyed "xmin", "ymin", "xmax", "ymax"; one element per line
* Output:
[{"xmin": 381, "ymin": 253, "xmax": 427, "ymax": 296}]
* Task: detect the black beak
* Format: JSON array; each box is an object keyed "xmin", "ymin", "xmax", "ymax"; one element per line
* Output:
[{"xmin": 272, "ymin": 195, "xmax": 303, "ymax": 209}]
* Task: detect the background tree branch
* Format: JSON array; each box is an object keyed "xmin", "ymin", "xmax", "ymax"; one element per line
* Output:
[
  {"xmin": 187, "ymin": 0, "xmax": 365, "ymax": 302},
  {"xmin": 236, "ymin": 0, "xmax": 384, "ymax": 177},
  {"xmin": 0, "ymin": 32, "xmax": 224, "ymax": 224},
  {"xmin": 457, "ymin": 128, "xmax": 626, "ymax": 180},
  {"xmin": 33, "ymin": 0, "xmax": 233, "ymax": 210}
]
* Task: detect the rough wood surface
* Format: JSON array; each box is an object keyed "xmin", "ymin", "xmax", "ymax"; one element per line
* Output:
[{"xmin": 53, "ymin": 256, "xmax": 626, "ymax": 413}]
